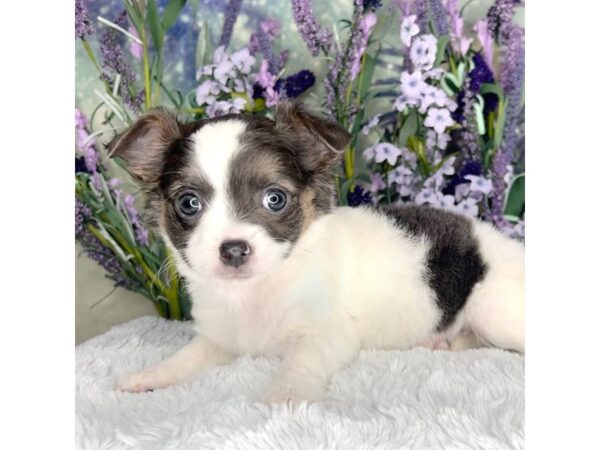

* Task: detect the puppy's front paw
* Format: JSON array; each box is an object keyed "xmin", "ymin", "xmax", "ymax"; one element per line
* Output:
[
  {"xmin": 261, "ymin": 381, "xmax": 325, "ymax": 406},
  {"xmin": 116, "ymin": 368, "xmax": 172, "ymax": 393}
]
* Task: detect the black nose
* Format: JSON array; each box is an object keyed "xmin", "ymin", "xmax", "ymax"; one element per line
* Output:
[{"xmin": 219, "ymin": 240, "xmax": 251, "ymax": 268}]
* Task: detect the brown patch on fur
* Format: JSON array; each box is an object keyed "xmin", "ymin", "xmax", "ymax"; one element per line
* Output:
[{"xmin": 299, "ymin": 188, "xmax": 317, "ymax": 231}]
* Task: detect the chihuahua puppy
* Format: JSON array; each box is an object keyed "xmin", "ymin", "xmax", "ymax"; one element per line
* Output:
[{"xmin": 112, "ymin": 102, "xmax": 524, "ymax": 404}]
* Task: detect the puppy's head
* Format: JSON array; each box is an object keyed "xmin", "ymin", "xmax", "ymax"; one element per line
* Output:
[{"xmin": 109, "ymin": 102, "xmax": 350, "ymax": 282}]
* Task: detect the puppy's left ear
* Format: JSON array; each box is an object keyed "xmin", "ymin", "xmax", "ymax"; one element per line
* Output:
[{"xmin": 275, "ymin": 101, "xmax": 351, "ymax": 172}]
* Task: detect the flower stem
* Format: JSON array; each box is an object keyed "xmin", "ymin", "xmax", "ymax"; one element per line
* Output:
[
  {"xmin": 140, "ymin": 27, "xmax": 152, "ymax": 109},
  {"xmin": 80, "ymin": 38, "xmax": 111, "ymax": 93}
]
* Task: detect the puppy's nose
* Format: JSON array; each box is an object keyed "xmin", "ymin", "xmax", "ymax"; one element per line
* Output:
[{"xmin": 219, "ymin": 240, "xmax": 251, "ymax": 268}]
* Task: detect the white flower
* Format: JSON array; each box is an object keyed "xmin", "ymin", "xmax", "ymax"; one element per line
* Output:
[
  {"xmin": 400, "ymin": 15, "xmax": 419, "ymax": 47},
  {"xmin": 465, "ymin": 175, "xmax": 493, "ymax": 195},
  {"xmin": 425, "ymin": 68, "xmax": 445, "ymax": 80},
  {"xmin": 195, "ymin": 80, "xmax": 221, "ymax": 105},
  {"xmin": 455, "ymin": 197, "xmax": 479, "ymax": 217},
  {"xmin": 437, "ymin": 133, "xmax": 450, "ymax": 150},
  {"xmin": 439, "ymin": 156, "xmax": 456, "ymax": 176},
  {"xmin": 415, "ymin": 188, "xmax": 441, "ymax": 207},
  {"xmin": 410, "ymin": 34, "xmax": 437, "ymax": 70},
  {"xmin": 424, "ymin": 107, "xmax": 455, "ymax": 134},
  {"xmin": 374, "ymin": 143, "xmax": 402, "ymax": 165},
  {"xmin": 394, "ymin": 93, "xmax": 418, "ymax": 112},
  {"xmin": 361, "ymin": 115, "xmax": 380, "ymax": 135},
  {"xmin": 439, "ymin": 195, "xmax": 456, "ymax": 210},
  {"xmin": 230, "ymin": 48, "xmax": 255, "ymax": 74},
  {"xmin": 400, "ymin": 71, "xmax": 426, "ymax": 100}
]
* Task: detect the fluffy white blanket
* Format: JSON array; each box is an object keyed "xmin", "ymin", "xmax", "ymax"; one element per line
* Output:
[{"xmin": 76, "ymin": 316, "xmax": 524, "ymax": 449}]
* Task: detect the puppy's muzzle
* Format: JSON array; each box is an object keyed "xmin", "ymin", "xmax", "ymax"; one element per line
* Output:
[{"xmin": 219, "ymin": 240, "xmax": 252, "ymax": 268}]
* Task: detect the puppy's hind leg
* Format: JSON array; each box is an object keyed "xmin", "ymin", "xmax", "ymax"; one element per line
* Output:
[
  {"xmin": 116, "ymin": 335, "xmax": 233, "ymax": 393},
  {"xmin": 463, "ymin": 277, "xmax": 525, "ymax": 353}
]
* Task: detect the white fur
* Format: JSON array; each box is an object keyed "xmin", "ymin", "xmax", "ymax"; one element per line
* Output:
[{"xmin": 462, "ymin": 219, "xmax": 525, "ymax": 352}]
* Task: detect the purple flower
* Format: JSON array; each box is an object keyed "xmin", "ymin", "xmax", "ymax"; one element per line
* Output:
[
  {"xmin": 254, "ymin": 26, "xmax": 279, "ymax": 74},
  {"xmin": 487, "ymin": 0, "xmax": 519, "ymax": 44},
  {"xmin": 444, "ymin": 0, "xmax": 472, "ymax": 55},
  {"xmin": 429, "ymin": 0, "xmax": 448, "ymax": 36},
  {"xmin": 99, "ymin": 11, "xmax": 141, "ymax": 112},
  {"xmin": 350, "ymin": 12, "xmax": 378, "ymax": 81},
  {"xmin": 123, "ymin": 195, "xmax": 150, "ymax": 246},
  {"xmin": 280, "ymin": 70, "xmax": 315, "ymax": 98},
  {"xmin": 347, "ymin": 185, "xmax": 373, "ymax": 207},
  {"xmin": 369, "ymin": 173, "xmax": 387, "ymax": 193},
  {"xmin": 75, "ymin": 156, "xmax": 89, "ymax": 174},
  {"xmin": 75, "ymin": 199, "xmax": 91, "ymax": 237},
  {"xmin": 363, "ymin": 0, "xmax": 383, "ymax": 11},
  {"xmin": 75, "ymin": 0, "xmax": 94, "ymax": 39},
  {"xmin": 491, "ymin": 24, "xmax": 524, "ymax": 228},
  {"xmin": 474, "ymin": 20, "xmax": 494, "ymax": 69},
  {"xmin": 291, "ymin": 0, "xmax": 332, "ymax": 56},
  {"xmin": 219, "ymin": 0, "xmax": 243, "ymax": 49},
  {"xmin": 128, "ymin": 26, "xmax": 143, "ymax": 60}
]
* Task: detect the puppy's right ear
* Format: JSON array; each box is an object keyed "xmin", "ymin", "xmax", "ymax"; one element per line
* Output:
[{"xmin": 108, "ymin": 107, "xmax": 182, "ymax": 184}]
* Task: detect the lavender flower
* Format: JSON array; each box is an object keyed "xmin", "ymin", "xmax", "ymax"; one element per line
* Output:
[
  {"xmin": 76, "ymin": 197, "xmax": 140, "ymax": 290},
  {"xmin": 350, "ymin": 12, "xmax": 377, "ymax": 81},
  {"xmin": 255, "ymin": 26, "xmax": 279, "ymax": 74},
  {"xmin": 474, "ymin": 20, "xmax": 494, "ymax": 69},
  {"xmin": 429, "ymin": 0, "xmax": 448, "ymax": 36},
  {"xmin": 347, "ymin": 185, "xmax": 373, "ymax": 207},
  {"xmin": 491, "ymin": 24, "xmax": 524, "ymax": 228},
  {"xmin": 487, "ymin": 0, "xmax": 519, "ymax": 44},
  {"xmin": 75, "ymin": 199, "xmax": 91, "ymax": 237},
  {"xmin": 123, "ymin": 194, "xmax": 150, "ymax": 246},
  {"xmin": 219, "ymin": 0, "xmax": 243, "ymax": 49},
  {"xmin": 291, "ymin": 0, "xmax": 332, "ymax": 56},
  {"xmin": 75, "ymin": 0, "xmax": 94, "ymax": 39},
  {"xmin": 324, "ymin": 0, "xmax": 365, "ymax": 116},
  {"xmin": 99, "ymin": 11, "xmax": 141, "ymax": 112}
]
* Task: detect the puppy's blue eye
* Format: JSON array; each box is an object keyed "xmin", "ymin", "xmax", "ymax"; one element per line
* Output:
[
  {"xmin": 176, "ymin": 193, "xmax": 202, "ymax": 218},
  {"xmin": 262, "ymin": 188, "xmax": 287, "ymax": 212}
]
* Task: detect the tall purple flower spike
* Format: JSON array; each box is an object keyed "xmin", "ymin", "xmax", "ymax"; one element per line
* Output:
[
  {"xmin": 75, "ymin": 0, "xmax": 94, "ymax": 39},
  {"xmin": 219, "ymin": 0, "xmax": 243, "ymax": 49},
  {"xmin": 491, "ymin": 24, "xmax": 524, "ymax": 229},
  {"xmin": 291, "ymin": 0, "xmax": 332, "ymax": 56}
]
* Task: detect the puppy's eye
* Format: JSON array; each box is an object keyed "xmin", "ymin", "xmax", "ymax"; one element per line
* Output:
[
  {"xmin": 262, "ymin": 188, "xmax": 288, "ymax": 212},
  {"xmin": 175, "ymin": 192, "xmax": 202, "ymax": 218}
]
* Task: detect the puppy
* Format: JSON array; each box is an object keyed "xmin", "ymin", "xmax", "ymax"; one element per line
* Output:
[{"xmin": 112, "ymin": 102, "xmax": 524, "ymax": 404}]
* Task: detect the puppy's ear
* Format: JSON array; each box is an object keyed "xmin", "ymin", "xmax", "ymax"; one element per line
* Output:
[
  {"xmin": 275, "ymin": 100, "xmax": 351, "ymax": 172},
  {"xmin": 108, "ymin": 107, "xmax": 182, "ymax": 184}
]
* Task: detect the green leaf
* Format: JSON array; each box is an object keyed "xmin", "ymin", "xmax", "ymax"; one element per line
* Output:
[
  {"xmin": 434, "ymin": 35, "xmax": 449, "ymax": 67},
  {"xmin": 494, "ymin": 98, "xmax": 508, "ymax": 150},
  {"xmin": 398, "ymin": 109, "xmax": 417, "ymax": 148},
  {"xmin": 147, "ymin": 0, "xmax": 164, "ymax": 53},
  {"xmin": 195, "ymin": 20, "xmax": 213, "ymax": 70},
  {"xmin": 123, "ymin": 1, "xmax": 143, "ymax": 34},
  {"xmin": 480, "ymin": 83, "xmax": 505, "ymax": 99},
  {"xmin": 359, "ymin": 53, "xmax": 378, "ymax": 101},
  {"xmin": 162, "ymin": 0, "xmax": 187, "ymax": 30},
  {"xmin": 504, "ymin": 173, "xmax": 525, "ymax": 219}
]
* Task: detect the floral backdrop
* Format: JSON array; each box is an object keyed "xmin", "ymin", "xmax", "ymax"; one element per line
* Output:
[{"xmin": 75, "ymin": 0, "xmax": 525, "ymax": 319}]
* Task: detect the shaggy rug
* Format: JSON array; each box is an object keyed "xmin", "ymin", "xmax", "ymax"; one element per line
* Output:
[{"xmin": 75, "ymin": 316, "xmax": 524, "ymax": 450}]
